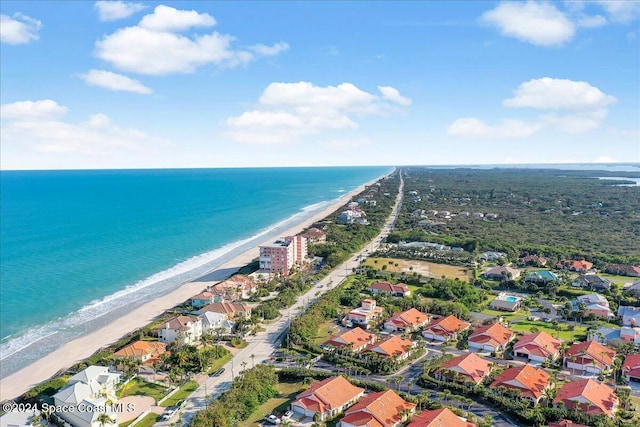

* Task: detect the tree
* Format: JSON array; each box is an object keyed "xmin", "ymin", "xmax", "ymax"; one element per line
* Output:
[{"xmin": 97, "ymin": 413, "xmax": 115, "ymax": 427}]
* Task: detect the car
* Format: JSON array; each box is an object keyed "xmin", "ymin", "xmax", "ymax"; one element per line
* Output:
[
  {"xmin": 161, "ymin": 408, "xmax": 177, "ymax": 421},
  {"xmin": 264, "ymin": 414, "xmax": 281, "ymax": 425},
  {"xmin": 282, "ymin": 410, "xmax": 293, "ymax": 420}
]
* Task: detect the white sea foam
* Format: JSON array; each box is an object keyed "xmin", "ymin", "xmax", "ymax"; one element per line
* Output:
[{"xmin": 0, "ymin": 197, "xmax": 338, "ymax": 364}]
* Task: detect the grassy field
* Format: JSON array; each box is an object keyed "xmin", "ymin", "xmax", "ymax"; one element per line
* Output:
[
  {"xmin": 120, "ymin": 412, "xmax": 160, "ymax": 427},
  {"xmin": 206, "ymin": 353, "xmax": 232, "ymax": 375},
  {"xmin": 161, "ymin": 380, "xmax": 199, "ymax": 407},
  {"xmin": 480, "ymin": 308, "xmax": 526, "ymax": 322},
  {"xmin": 239, "ymin": 382, "xmax": 306, "ymax": 427},
  {"xmin": 117, "ymin": 378, "xmax": 169, "ymax": 402},
  {"xmin": 364, "ymin": 258, "xmax": 471, "ymax": 282},
  {"xmin": 314, "ymin": 320, "xmax": 339, "ymax": 345},
  {"xmin": 509, "ymin": 320, "xmax": 588, "ymax": 341}
]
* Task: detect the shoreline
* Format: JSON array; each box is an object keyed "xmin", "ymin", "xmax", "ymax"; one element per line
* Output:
[{"xmin": 0, "ymin": 173, "xmax": 389, "ymax": 401}]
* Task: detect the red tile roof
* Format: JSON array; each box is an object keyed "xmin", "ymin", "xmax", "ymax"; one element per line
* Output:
[
  {"xmin": 565, "ymin": 341, "xmax": 616, "ymax": 368},
  {"xmin": 554, "ymin": 379, "xmax": 618, "ymax": 416},
  {"xmin": 468, "ymin": 323, "xmax": 516, "ymax": 348},
  {"xmin": 369, "ymin": 281, "xmax": 409, "ymax": 294},
  {"xmin": 114, "ymin": 341, "xmax": 167, "ymax": 360},
  {"xmin": 324, "ymin": 327, "xmax": 375, "ymax": 350},
  {"xmin": 423, "ymin": 316, "xmax": 470, "ymax": 337},
  {"xmin": 341, "ymin": 390, "xmax": 415, "ymax": 427},
  {"xmin": 438, "ymin": 353, "xmax": 493, "ymax": 384},
  {"xmin": 387, "ymin": 308, "xmax": 429, "ymax": 328},
  {"xmin": 365, "ymin": 336, "xmax": 414, "ymax": 358},
  {"xmin": 491, "ymin": 365, "xmax": 550, "ymax": 400},
  {"xmin": 622, "ymin": 353, "xmax": 640, "ymax": 379},
  {"xmin": 556, "ymin": 260, "xmax": 593, "ymax": 271},
  {"xmin": 407, "ymin": 408, "xmax": 475, "ymax": 427},
  {"xmin": 514, "ymin": 331, "xmax": 562, "ymax": 358},
  {"xmin": 293, "ymin": 376, "xmax": 364, "ymax": 414}
]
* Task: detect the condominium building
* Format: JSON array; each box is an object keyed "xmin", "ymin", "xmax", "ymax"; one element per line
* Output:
[{"xmin": 259, "ymin": 235, "xmax": 307, "ymax": 275}]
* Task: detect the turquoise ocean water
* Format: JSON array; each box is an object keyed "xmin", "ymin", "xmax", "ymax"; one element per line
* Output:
[{"xmin": 0, "ymin": 167, "xmax": 391, "ymax": 377}]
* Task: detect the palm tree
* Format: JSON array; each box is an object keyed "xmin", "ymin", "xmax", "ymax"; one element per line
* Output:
[
  {"xmin": 251, "ymin": 353, "xmax": 256, "ymax": 368},
  {"xmin": 97, "ymin": 413, "xmax": 115, "ymax": 427}
]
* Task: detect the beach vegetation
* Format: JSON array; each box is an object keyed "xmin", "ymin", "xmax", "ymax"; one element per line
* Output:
[
  {"xmin": 116, "ymin": 377, "xmax": 169, "ymax": 402},
  {"xmin": 161, "ymin": 380, "xmax": 199, "ymax": 408},
  {"xmin": 21, "ymin": 376, "xmax": 70, "ymax": 401}
]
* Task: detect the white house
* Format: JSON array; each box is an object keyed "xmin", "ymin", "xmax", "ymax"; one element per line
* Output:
[
  {"xmin": 52, "ymin": 365, "xmax": 120, "ymax": 427},
  {"xmin": 158, "ymin": 316, "xmax": 202, "ymax": 345},
  {"xmin": 199, "ymin": 311, "xmax": 234, "ymax": 335}
]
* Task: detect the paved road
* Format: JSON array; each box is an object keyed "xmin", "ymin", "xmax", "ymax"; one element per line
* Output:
[{"xmin": 169, "ymin": 173, "xmax": 405, "ymax": 426}]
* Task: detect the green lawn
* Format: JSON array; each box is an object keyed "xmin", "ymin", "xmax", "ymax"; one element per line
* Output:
[
  {"xmin": 239, "ymin": 382, "xmax": 306, "ymax": 427},
  {"xmin": 314, "ymin": 320, "xmax": 339, "ymax": 345},
  {"xmin": 206, "ymin": 353, "xmax": 232, "ymax": 375},
  {"xmin": 480, "ymin": 308, "xmax": 525, "ymax": 322},
  {"xmin": 119, "ymin": 412, "xmax": 160, "ymax": 427},
  {"xmin": 161, "ymin": 380, "xmax": 199, "ymax": 407},
  {"xmin": 509, "ymin": 320, "xmax": 588, "ymax": 341},
  {"xmin": 117, "ymin": 378, "xmax": 169, "ymax": 402}
]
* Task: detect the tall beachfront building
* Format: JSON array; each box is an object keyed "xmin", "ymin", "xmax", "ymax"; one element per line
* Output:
[{"xmin": 259, "ymin": 235, "xmax": 307, "ymax": 275}]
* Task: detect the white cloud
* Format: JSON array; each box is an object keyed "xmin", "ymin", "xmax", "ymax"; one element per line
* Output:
[
  {"xmin": 0, "ymin": 100, "xmax": 67, "ymax": 120},
  {"xmin": 577, "ymin": 14, "xmax": 608, "ymax": 28},
  {"xmin": 226, "ymin": 81, "xmax": 410, "ymax": 144},
  {"xmin": 541, "ymin": 109, "xmax": 608, "ymax": 133},
  {"xmin": 138, "ymin": 5, "xmax": 215, "ymax": 31},
  {"xmin": 95, "ymin": 1, "xmax": 146, "ymax": 21},
  {"xmin": 447, "ymin": 117, "xmax": 541, "ymax": 138},
  {"xmin": 0, "ymin": 13, "xmax": 41, "ymax": 45},
  {"xmin": 595, "ymin": 0, "xmax": 640, "ymax": 23},
  {"xmin": 322, "ymin": 138, "xmax": 371, "ymax": 151},
  {"xmin": 503, "ymin": 77, "xmax": 616, "ymax": 110},
  {"xmin": 95, "ymin": 5, "xmax": 287, "ymax": 75},
  {"xmin": 79, "ymin": 69, "xmax": 153, "ymax": 94},
  {"xmin": 1, "ymin": 99, "xmax": 168, "ymax": 159},
  {"xmin": 378, "ymin": 86, "xmax": 412, "ymax": 106},
  {"xmin": 480, "ymin": 1, "xmax": 575, "ymax": 46}
]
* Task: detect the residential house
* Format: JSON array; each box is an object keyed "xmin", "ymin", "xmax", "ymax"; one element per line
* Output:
[
  {"xmin": 620, "ymin": 326, "xmax": 640, "ymax": 345},
  {"xmin": 323, "ymin": 327, "xmax": 376, "ymax": 353},
  {"xmin": 490, "ymin": 365, "xmax": 551, "ymax": 404},
  {"xmin": 407, "ymin": 408, "xmax": 476, "ymax": 427},
  {"xmin": 435, "ymin": 353, "xmax": 492, "ymax": 385},
  {"xmin": 576, "ymin": 294, "xmax": 613, "ymax": 319},
  {"xmin": 199, "ymin": 311, "xmax": 235, "ymax": 335},
  {"xmin": 197, "ymin": 302, "xmax": 252, "ymax": 320},
  {"xmin": 588, "ymin": 326, "xmax": 622, "ymax": 346},
  {"xmin": 422, "ymin": 315, "xmax": 471, "ymax": 342},
  {"xmin": 291, "ymin": 376, "xmax": 364, "ymax": 421},
  {"xmin": 337, "ymin": 210, "xmax": 368, "ymax": 225},
  {"xmin": 364, "ymin": 336, "xmax": 415, "ymax": 360},
  {"xmin": 518, "ymin": 255, "xmax": 548, "ymax": 267},
  {"xmin": 345, "ymin": 299, "xmax": 385, "ymax": 328},
  {"xmin": 564, "ymin": 341, "xmax": 616, "ymax": 375},
  {"xmin": 572, "ymin": 275, "xmax": 612, "ymax": 291},
  {"xmin": 158, "ymin": 316, "xmax": 202, "ymax": 345},
  {"xmin": 622, "ymin": 353, "xmax": 640, "ymax": 383},
  {"xmin": 300, "ymin": 227, "xmax": 326, "ymax": 244},
  {"xmin": 489, "ymin": 293, "xmax": 523, "ymax": 312},
  {"xmin": 548, "ymin": 420, "xmax": 591, "ymax": 427},
  {"xmin": 478, "ymin": 251, "xmax": 506, "ymax": 262},
  {"xmin": 483, "ymin": 266, "xmax": 521, "ymax": 281},
  {"xmin": 339, "ymin": 390, "xmax": 416, "ymax": 427},
  {"xmin": 190, "ymin": 289, "xmax": 218, "ymax": 308},
  {"xmin": 384, "ymin": 308, "xmax": 430, "ymax": 332},
  {"xmin": 52, "ymin": 366, "xmax": 120, "ymax": 427},
  {"xmin": 556, "ymin": 260, "xmax": 593, "ymax": 273},
  {"xmin": 259, "ymin": 236, "xmax": 307, "ymax": 275},
  {"xmin": 468, "ymin": 323, "xmax": 516, "ymax": 353},
  {"xmin": 618, "ymin": 305, "xmax": 640, "ymax": 327},
  {"xmin": 525, "ymin": 270, "xmax": 559, "ymax": 284},
  {"xmin": 368, "ymin": 281, "xmax": 410, "ymax": 297},
  {"xmin": 554, "ymin": 379, "xmax": 618, "ymax": 416},
  {"xmin": 623, "ymin": 280, "xmax": 640, "ymax": 297},
  {"xmin": 114, "ymin": 340, "xmax": 167, "ymax": 364},
  {"xmin": 605, "ymin": 264, "xmax": 640, "ymax": 277},
  {"xmin": 513, "ymin": 331, "xmax": 563, "ymax": 363}
]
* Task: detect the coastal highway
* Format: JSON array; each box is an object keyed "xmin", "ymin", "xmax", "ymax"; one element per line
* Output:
[{"xmin": 169, "ymin": 173, "xmax": 405, "ymax": 426}]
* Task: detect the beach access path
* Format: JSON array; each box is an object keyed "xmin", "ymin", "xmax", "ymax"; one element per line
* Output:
[
  {"xmin": 167, "ymin": 172, "xmax": 404, "ymax": 427},
  {"xmin": 0, "ymin": 172, "xmax": 395, "ymax": 402}
]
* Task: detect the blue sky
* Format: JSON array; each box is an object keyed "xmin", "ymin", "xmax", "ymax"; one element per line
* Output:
[{"xmin": 1, "ymin": 1, "xmax": 638, "ymax": 169}]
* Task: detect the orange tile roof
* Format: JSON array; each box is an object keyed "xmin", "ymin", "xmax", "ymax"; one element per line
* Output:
[
  {"xmin": 554, "ymin": 379, "xmax": 618, "ymax": 416},
  {"xmin": 438, "ymin": 353, "xmax": 493, "ymax": 384},
  {"xmin": 369, "ymin": 281, "xmax": 409, "ymax": 293},
  {"xmin": 388, "ymin": 308, "xmax": 429, "ymax": 328},
  {"xmin": 294, "ymin": 376, "xmax": 364, "ymax": 413},
  {"xmin": 365, "ymin": 336, "xmax": 414, "ymax": 358},
  {"xmin": 341, "ymin": 390, "xmax": 416, "ymax": 427},
  {"xmin": 491, "ymin": 365, "xmax": 550, "ymax": 400},
  {"xmin": 468, "ymin": 323, "xmax": 516, "ymax": 347},
  {"xmin": 114, "ymin": 341, "xmax": 167, "ymax": 359},
  {"xmin": 565, "ymin": 341, "xmax": 616, "ymax": 368},
  {"xmin": 548, "ymin": 421, "xmax": 590, "ymax": 427},
  {"xmin": 514, "ymin": 331, "xmax": 562, "ymax": 358},
  {"xmin": 622, "ymin": 353, "xmax": 640, "ymax": 371},
  {"xmin": 424, "ymin": 316, "xmax": 470, "ymax": 335},
  {"xmin": 199, "ymin": 302, "xmax": 251, "ymax": 317},
  {"xmin": 324, "ymin": 327, "xmax": 375, "ymax": 350},
  {"xmin": 407, "ymin": 408, "xmax": 475, "ymax": 427}
]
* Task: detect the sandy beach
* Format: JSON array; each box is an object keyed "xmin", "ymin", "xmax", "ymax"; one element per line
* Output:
[{"xmin": 0, "ymin": 176, "xmax": 384, "ymax": 401}]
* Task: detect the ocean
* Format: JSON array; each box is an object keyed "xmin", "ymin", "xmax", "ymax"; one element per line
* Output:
[{"xmin": 0, "ymin": 166, "xmax": 392, "ymax": 377}]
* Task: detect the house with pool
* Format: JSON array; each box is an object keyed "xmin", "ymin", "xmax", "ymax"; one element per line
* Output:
[{"xmin": 489, "ymin": 293, "xmax": 523, "ymax": 312}]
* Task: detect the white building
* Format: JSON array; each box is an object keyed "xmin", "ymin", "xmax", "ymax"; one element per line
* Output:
[
  {"xmin": 199, "ymin": 311, "xmax": 234, "ymax": 335},
  {"xmin": 158, "ymin": 316, "xmax": 202, "ymax": 345},
  {"xmin": 52, "ymin": 366, "xmax": 120, "ymax": 427}
]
